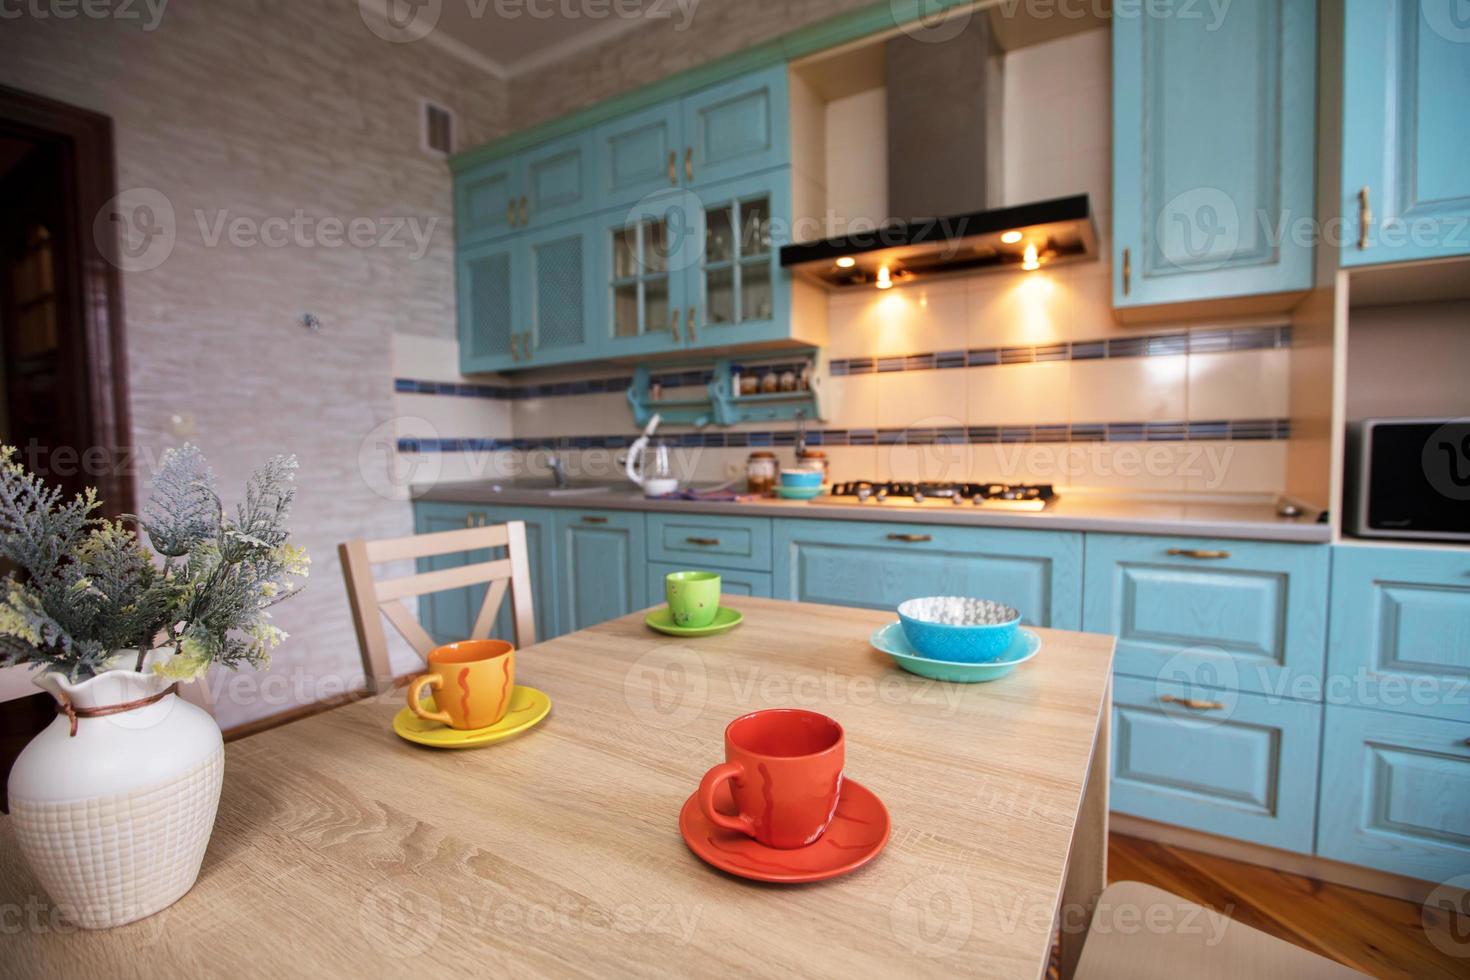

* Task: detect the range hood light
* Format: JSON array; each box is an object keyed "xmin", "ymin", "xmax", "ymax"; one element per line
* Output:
[
  {"xmin": 1022, "ymin": 243, "xmax": 1040, "ymax": 271},
  {"xmin": 835, "ymin": 256, "xmax": 856, "ymax": 268},
  {"xmin": 1000, "ymin": 230, "xmax": 1023, "ymax": 245},
  {"xmin": 875, "ymin": 266, "xmax": 893, "ymax": 289}
]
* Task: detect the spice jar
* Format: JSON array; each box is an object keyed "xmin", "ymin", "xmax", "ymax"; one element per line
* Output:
[
  {"xmin": 746, "ymin": 451, "xmax": 778, "ymax": 496},
  {"xmin": 795, "ymin": 448, "xmax": 829, "ymax": 485}
]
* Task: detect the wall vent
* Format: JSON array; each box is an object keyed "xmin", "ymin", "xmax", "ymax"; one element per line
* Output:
[{"xmin": 422, "ymin": 100, "xmax": 455, "ymax": 156}]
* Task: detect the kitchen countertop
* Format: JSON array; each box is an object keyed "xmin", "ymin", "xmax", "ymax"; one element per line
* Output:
[{"xmin": 413, "ymin": 482, "xmax": 1332, "ymax": 543}]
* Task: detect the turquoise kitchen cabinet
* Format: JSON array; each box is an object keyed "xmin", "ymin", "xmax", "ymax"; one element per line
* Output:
[
  {"xmin": 1328, "ymin": 544, "xmax": 1470, "ymax": 723},
  {"xmin": 457, "ymin": 236, "xmax": 525, "ymax": 373},
  {"xmin": 1083, "ymin": 534, "xmax": 1329, "ymax": 700},
  {"xmin": 596, "ymin": 193, "xmax": 692, "ymax": 358},
  {"xmin": 684, "ymin": 171, "xmax": 792, "ymax": 352},
  {"xmin": 1317, "ymin": 704, "xmax": 1470, "ymax": 881},
  {"xmin": 647, "ymin": 563, "xmax": 773, "ymax": 606},
  {"xmin": 1111, "ymin": 675, "xmax": 1322, "ymax": 854},
  {"xmin": 1342, "ymin": 0, "xmax": 1470, "ymax": 266},
  {"xmin": 646, "ymin": 512, "xmax": 772, "ymax": 572},
  {"xmin": 593, "ymin": 100, "xmax": 684, "ymax": 210},
  {"xmin": 1112, "ymin": 0, "xmax": 1316, "ymax": 309},
  {"xmin": 521, "ymin": 131, "xmax": 594, "ymax": 229},
  {"xmin": 554, "ymin": 509, "xmax": 648, "ymax": 634},
  {"xmin": 412, "ymin": 503, "xmax": 558, "ymax": 647},
  {"xmin": 679, "ymin": 64, "xmax": 789, "ymax": 188},
  {"xmin": 772, "ymin": 519, "xmax": 1083, "ymax": 629},
  {"xmin": 455, "ymin": 155, "xmax": 521, "ymax": 246},
  {"xmin": 520, "ymin": 218, "xmax": 599, "ymax": 368}
]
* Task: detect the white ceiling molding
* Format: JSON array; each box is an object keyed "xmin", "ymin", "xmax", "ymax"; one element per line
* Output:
[
  {"xmin": 497, "ymin": 10, "xmax": 660, "ymax": 78},
  {"xmin": 357, "ymin": 0, "xmax": 511, "ymax": 80}
]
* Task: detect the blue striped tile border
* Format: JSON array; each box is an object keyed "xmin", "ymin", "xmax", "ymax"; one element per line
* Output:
[
  {"xmin": 398, "ymin": 418, "xmax": 1291, "ymax": 453},
  {"xmin": 828, "ymin": 325, "xmax": 1289, "ymax": 377}
]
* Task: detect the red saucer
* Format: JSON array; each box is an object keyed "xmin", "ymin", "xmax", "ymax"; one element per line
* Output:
[{"xmin": 679, "ymin": 777, "xmax": 890, "ymax": 883}]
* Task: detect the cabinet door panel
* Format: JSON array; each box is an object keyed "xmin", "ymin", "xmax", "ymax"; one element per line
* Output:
[
  {"xmin": 413, "ymin": 504, "xmax": 489, "ymax": 647},
  {"xmin": 1318, "ymin": 704, "xmax": 1470, "ymax": 881},
  {"xmin": 524, "ymin": 132, "xmax": 594, "ymax": 228},
  {"xmin": 524, "ymin": 220, "xmax": 596, "ymax": 366},
  {"xmin": 681, "ymin": 65, "xmax": 788, "ymax": 187},
  {"xmin": 1111, "ymin": 675, "xmax": 1321, "ymax": 853},
  {"xmin": 685, "ymin": 172, "xmax": 791, "ymax": 351},
  {"xmin": 1083, "ymin": 534, "xmax": 1328, "ymax": 698},
  {"xmin": 647, "ymin": 513, "xmax": 772, "ymax": 571},
  {"xmin": 456, "ymin": 158, "xmax": 520, "ymax": 245},
  {"xmin": 594, "ymin": 102, "xmax": 682, "ymax": 208},
  {"xmin": 1342, "ymin": 0, "xmax": 1470, "ymax": 266},
  {"xmin": 1112, "ymin": 0, "xmax": 1315, "ymax": 306},
  {"xmin": 555, "ymin": 510, "xmax": 648, "ymax": 634},
  {"xmin": 772, "ymin": 519, "xmax": 1082, "ymax": 629},
  {"xmin": 1328, "ymin": 544, "xmax": 1470, "ymax": 722},
  {"xmin": 457, "ymin": 238, "xmax": 524, "ymax": 373}
]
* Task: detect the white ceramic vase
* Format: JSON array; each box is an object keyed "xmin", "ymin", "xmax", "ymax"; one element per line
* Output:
[{"xmin": 7, "ymin": 667, "xmax": 223, "ymax": 929}]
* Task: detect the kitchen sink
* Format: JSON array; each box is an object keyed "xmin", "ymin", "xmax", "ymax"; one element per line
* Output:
[{"xmin": 486, "ymin": 479, "xmax": 611, "ymax": 497}]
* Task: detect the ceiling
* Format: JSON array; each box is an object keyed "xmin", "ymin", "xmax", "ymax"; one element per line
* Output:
[{"xmin": 363, "ymin": 0, "xmax": 682, "ymax": 79}]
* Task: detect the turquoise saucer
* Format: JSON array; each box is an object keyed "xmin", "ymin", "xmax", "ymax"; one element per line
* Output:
[{"xmin": 869, "ymin": 621, "xmax": 1040, "ymax": 682}]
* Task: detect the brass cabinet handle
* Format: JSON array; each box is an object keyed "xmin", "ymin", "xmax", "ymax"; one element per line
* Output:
[
  {"xmin": 684, "ymin": 146, "xmax": 693, "ymax": 182},
  {"xmin": 685, "ymin": 536, "xmax": 720, "ymax": 546},
  {"xmin": 509, "ymin": 334, "xmax": 520, "ymax": 360},
  {"xmin": 464, "ymin": 512, "xmax": 476, "ymax": 528},
  {"xmin": 668, "ymin": 150, "xmax": 677, "ymax": 186},
  {"xmin": 686, "ymin": 305, "xmax": 696, "ymax": 342},
  {"xmin": 1160, "ymin": 694, "xmax": 1225, "ymax": 711},
  {"xmin": 521, "ymin": 331, "xmax": 533, "ymax": 359},
  {"xmin": 886, "ymin": 533, "xmax": 932, "ymax": 543},
  {"xmin": 506, "ymin": 200, "xmax": 517, "ymax": 228},
  {"xmin": 581, "ymin": 515, "xmax": 608, "ymax": 524},
  {"xmin": 1166, "ymin": 548, "xmax": 1231, "ymax": 560},
  {"xmin": 671, "ymin": 307, "xmax": 681, "ymax": 343},
  {"xmin": 1357, "ymin": 186, "xmax": 1371, "ymax": 250},
  {"xmin": 1122, "ymin": 247, "xmax": 1131, "ymax": 295},
  {"xmin": 519, "ymin": 196, "xmax": 529, "ymax": 226}
]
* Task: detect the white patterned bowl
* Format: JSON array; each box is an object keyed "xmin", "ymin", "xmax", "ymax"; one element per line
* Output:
[{"xmin": 897, "ymin": 596, "xmax": 1022, "ymax": 663}]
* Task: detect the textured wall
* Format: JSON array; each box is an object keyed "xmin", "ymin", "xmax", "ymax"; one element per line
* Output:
[
  {"xmin": 0, "ymin": 0, "xmax": 507, "ymax": 726},
  {"xmin": 508, "ymin": 0, "xmax": 875, "ymax": 129}
]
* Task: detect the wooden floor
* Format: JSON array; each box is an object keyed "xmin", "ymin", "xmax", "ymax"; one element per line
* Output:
[{"xmin": 1109, "ymin": 834, "xmax": 1467, "ymax": 979}]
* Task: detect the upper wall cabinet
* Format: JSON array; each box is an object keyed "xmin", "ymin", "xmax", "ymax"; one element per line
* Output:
[
  {"xmin": 681, "ymin": 65, "xmax": 789, "ymax": 188},
  {"xmin": 523, "ymin": 132, "xmax": 595, "ymax": 229},
  {"xmin": 594, "ymin": 102, "xmax": 684, "ymax": 210},
  {"xmin": 1112, "ymin": 0, "xmax": 1317, "ymax": 311},
  {"xmin": 456, "ymin": 156, "xmax": 521, "ymax": 246},
  {"xmin": 1341, "ymin": 0, "xmax": 1470, "ymax": 267}
]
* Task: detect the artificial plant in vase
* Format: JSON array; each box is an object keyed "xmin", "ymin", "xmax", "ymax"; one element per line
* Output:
[{"xmin": 0, "ymin": 444, "xmax": 308, "ymax": 929}]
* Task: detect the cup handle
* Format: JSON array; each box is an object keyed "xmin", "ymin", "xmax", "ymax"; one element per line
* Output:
[
  {"xmin": 698, "ymin": 762, "xmax": 756, "ymax": 838},
  {"xmin": 407, "ymin": 674, "xmax": 453, "ymax": 726}
]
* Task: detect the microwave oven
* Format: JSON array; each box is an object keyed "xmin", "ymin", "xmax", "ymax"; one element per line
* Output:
[{"xmin": 1346, "ymin": 418, "xmax": 1470, "ymax": 542}]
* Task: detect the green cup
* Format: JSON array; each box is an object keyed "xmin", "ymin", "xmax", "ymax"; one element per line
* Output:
[{"xmin": 666, "ymin": 570, "xmax": 721, "ymax": 628}]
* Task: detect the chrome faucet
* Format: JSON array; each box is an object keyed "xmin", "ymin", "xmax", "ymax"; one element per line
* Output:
[{"xmin": 547, "ymin": 454, "xmax": 569, "ymax": 489}]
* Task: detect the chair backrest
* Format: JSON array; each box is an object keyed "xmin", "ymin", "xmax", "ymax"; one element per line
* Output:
[{"xmin": 339, "ymin": 520, "xmax": 536, "ymax": 693}]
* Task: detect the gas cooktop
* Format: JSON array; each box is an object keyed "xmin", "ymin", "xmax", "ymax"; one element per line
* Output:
[{"xmin": 823, "ymin": 482, "xmax": 1057, "ymax": 511}]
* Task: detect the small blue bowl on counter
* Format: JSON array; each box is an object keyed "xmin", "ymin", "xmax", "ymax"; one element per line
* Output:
[
  {"xmin": 779, "ymin": 468, "xmax": 824, "ymax": 488},
  {"xmin": 896, "ymin": 597, "xmax": 1022, "ymax": 663}
]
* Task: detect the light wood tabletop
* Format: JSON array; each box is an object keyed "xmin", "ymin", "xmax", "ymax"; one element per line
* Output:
[{"xmin": 0, "ymin": 597, "xmax": 1114, "ymax": 979}]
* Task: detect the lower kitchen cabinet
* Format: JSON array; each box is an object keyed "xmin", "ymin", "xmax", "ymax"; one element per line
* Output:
[
  {"xmin": 647, "ymin": 562, "xmax": 772, "ymax": 606},
  {"xmin": 1328, "ymin": 543, "xmax": 1470, "ymax": 723},
  {"xmin": 1110, "ymin": 675, "xmax": 1322, "ymax": 854},
  {"xmin": 555, "ymin": 509, "xmax": 648, "ymax": 634},
  {"xmin": 413, "ymin": 503, "xmax": 558, "ymax": 646},
  {"xmin": 1083, "ymin": 534, "xmax": 1329, "ymax": 700},
  {"xmin": 647, "ymin": 512, "xmax": 772, "ymax": 571},
  {"xmin": 771, "ymin": 519, "xmax": 1082, "ymax": 629},
  {"xmin": 1317, "ymin": 704, "xmax": 1470, "ymax": 881}
]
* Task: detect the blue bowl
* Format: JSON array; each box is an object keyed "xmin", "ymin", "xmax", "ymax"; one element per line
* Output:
[
  {"xmin": 779, "ymin": 469, "xmax": 824, "ymax": 488},
  {"xmin": 897, "ymin": 597, "xmax": 1022, "ymax": 663}
]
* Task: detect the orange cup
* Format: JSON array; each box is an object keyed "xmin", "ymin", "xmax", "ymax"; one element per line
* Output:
[{"xmin": 406, "ymin": 639, "xmax": 515, "ymax": 730}]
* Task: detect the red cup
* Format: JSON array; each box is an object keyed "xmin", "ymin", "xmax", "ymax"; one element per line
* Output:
[{"xmin": 697, "ymin": 708, "xmax": 845, "ymax": 849}]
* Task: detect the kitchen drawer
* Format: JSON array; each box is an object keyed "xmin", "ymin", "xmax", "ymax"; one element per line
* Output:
[
  {"xmin": 1083, "ymin": 534, "xmax": 1329, "ymax": 699},
  {"xmin": 647, "ymin": 513, "xmax": 772, "ymax": 572},
  {"xmin": 1328, "ymin": 544, "xmax": 1470, "ymax": 722},
  {"xmin": 1110, "ymin": 674, "xmax": 1322, "ymax": 854},
  {"xmin": 648, "ymin": 563, "xmax": 772, "ymax": 606},
  {"xmin": 1318, "ymin": 704, "xmax": 1470, "ymax": 882},
  {"xmin": 772, "ymin": 518, "xmax": 1082, "ymax": 629}
]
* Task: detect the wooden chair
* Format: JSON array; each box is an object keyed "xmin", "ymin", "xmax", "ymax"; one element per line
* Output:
[
  {"xmin": 1074, "ymin": 881, "xmax": 1366, "ymax": 979},
  {"xmin": 339, "ymin": 520, "xmax": 536, "ymax": 693}
]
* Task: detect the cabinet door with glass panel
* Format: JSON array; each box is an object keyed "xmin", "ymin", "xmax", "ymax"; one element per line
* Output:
[
  {"xmin": 598, "ymin": 192, "xmax": 697, "ymax": 357},
  {"xmin": 684, "ymin": 171, "xmax": 791, "ymax": 350}
]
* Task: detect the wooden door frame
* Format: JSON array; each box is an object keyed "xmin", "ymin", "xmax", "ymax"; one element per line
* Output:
[{"xmin": 0, "ymin": 84, "xmax": 132, "ymax": 515}]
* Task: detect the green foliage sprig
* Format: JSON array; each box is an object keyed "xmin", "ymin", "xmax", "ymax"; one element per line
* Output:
[{"xmin": 0, "ymin": 445, "xmax": 309, "ymax": 682}]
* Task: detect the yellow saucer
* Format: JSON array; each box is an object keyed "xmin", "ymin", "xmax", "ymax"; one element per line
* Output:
[{"xmin": 392, "ymin": 685, "xmax": 550, "ymax": 749}]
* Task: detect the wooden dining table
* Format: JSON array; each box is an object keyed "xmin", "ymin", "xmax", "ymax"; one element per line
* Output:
[{"xmin": 0, "ymin": 597, "xmax": 1114, "ymax": 979}]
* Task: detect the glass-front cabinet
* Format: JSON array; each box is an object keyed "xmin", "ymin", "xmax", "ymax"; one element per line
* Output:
[
  {"xmin": 688, "ymin": 173, "xmax": 789, "ymax": 351},
  {"xmin": 599, "ymin": 196, "xmax": 689, "ymax": 357}
]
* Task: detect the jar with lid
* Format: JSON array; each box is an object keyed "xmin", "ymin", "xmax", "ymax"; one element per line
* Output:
[
  {"xmin": 746, "ymin": 451, "xmax": 778, "ymax": 496},
  {"xmin": 795, "ymin": 448, "xmax": 829, "ymax": 485}
]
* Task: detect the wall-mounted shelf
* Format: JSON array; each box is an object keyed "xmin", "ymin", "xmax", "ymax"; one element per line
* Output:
[{"xmin": 626, "ymin": 349, "xmax": 828, "ymax": 428}]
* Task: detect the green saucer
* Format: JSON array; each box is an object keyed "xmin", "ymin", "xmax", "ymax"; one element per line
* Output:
[{"xmin": 645, "ymin": 606, "xmax": 744, "ymax": 637}]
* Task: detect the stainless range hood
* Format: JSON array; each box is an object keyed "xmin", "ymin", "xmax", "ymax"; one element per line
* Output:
[{"xmin": 781, "ymin": 15, "xmax": 1098, "ymax": 290}]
